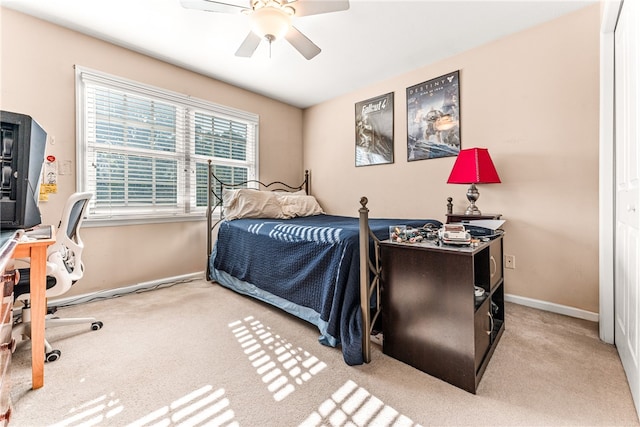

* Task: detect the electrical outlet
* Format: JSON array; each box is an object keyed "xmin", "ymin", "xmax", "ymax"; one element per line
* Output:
[{"xmin": 505, "ymin": 255, "xmax": 515, "ymax": 269}]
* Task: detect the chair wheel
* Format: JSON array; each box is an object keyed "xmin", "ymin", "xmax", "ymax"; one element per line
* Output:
[
  {"xmin": 45, "ymin": 350, "xmax": 61, "ymax": 363},
  {"xmin": 91, "ymin": 321, "xmax": 103, "ymax": 331}
]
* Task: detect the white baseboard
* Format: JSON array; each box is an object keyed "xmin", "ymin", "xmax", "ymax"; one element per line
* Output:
[
  {"xmin": 47, "ymin": 274, "xmax": 599, "ymax": 324},
  {"xmin": 49, "ymin": 272, "xmax": 206, "ymax": 308},
  {"xmin": 505, "ymin": 293, "xmax": 599, "ymax": 323}
]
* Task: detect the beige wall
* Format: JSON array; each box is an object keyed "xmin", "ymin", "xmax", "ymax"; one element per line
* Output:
[
  {"xmin": 303, "ymin": 5, "xmax": 600, "ymax": 313},
  {"xmin": 1, "ymin": 8, "xmax": 304, "ymax": 295},
  {"xmin": 1, "ymin": 5, "xmax": 602, "ymax": 314}
]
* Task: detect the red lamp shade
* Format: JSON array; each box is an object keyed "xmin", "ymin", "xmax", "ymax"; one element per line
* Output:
[
  {"xmin": 447, "ymin": 147, "xmax": 501, "ymax": 184},
  {"xmin": 447, "ymin": 147, "xmax": 501, "ymax": 215}
]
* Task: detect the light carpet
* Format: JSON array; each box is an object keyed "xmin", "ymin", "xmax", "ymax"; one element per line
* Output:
[{"xmin": 8, "ymin": 278, "xmax": 639, "ymax": 426}]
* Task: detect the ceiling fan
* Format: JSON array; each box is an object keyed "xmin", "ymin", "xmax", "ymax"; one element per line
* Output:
[{"xmin": 180, "ymin": 0, "xmax": 350, "ymax": 60}]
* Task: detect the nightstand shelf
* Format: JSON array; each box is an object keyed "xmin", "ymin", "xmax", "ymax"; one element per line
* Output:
[
  {"xmin": 380, "ymin": 235, "xmax": 505, "ymax": 394},
  {"xmin": 446, "ymin": 213, "xmax": 502, "ymax": 224}
]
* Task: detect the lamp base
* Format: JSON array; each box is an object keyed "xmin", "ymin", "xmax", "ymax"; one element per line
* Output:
[
  {"xmin": 464, "ymin": 204, "xmax": 482, "ymax": 215},
  {"xmin": 465, "ymin": 183, "xmax": 482, "ymax": 215}
]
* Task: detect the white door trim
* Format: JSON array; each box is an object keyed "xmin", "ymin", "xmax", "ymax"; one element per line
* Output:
[{"xmin": 599, "ymin": 0, "xmax": 622, "ymax": 344}]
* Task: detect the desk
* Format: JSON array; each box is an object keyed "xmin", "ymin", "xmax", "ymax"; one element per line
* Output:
[{"xmin": 12, "ymin": 233, "xmax": 55, "ymax": 390}]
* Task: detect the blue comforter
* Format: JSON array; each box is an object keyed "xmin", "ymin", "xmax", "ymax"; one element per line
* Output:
[{"xmin": 209, "ymin": 214, "xmax": 440, "ymax": 365}]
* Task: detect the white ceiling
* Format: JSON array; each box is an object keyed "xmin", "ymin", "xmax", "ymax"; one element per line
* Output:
[{"xmin": 1, "ymin": 0, "xmax": 595, "ymax": 109}]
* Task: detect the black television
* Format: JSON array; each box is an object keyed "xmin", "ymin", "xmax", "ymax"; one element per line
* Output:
[{"xmin": 1, "ymin": 111, "xmax": 47, "ymax": 230}]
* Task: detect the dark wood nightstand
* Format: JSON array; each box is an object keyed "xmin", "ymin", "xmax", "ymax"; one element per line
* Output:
[{"xmin": 380, "ymin": 236, "xmax": 505, "ymax": 393}]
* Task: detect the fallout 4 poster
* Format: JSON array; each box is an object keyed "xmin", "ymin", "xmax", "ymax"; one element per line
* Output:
[
  {"xmin": 355, "ymin": 92, "xmax": 394, "ymax": 167},
  {"xmin": 406, "ymin": 70, "xmax": 461, "ymax": 161}
]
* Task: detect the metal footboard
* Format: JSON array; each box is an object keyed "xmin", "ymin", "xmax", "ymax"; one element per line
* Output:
[{"xmin": 359, "ymin": 196, "xmax": 381, "ymax": 363}]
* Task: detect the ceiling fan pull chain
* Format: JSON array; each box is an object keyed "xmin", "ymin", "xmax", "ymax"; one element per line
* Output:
[{"xmin": 266, "ymin": 34, "xmax": 274, "ymax": 58}]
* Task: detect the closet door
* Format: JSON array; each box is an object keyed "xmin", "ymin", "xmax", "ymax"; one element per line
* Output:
[{"xmin": 615, "ymin": 0, "xmax": 640, "ymax": 417}]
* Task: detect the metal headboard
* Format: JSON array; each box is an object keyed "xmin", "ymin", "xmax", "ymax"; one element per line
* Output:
[{"xmin": 206, "ymin": 160, "xmax": 310, "ymax": 273}]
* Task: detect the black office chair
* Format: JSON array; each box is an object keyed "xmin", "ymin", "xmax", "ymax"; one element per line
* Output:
[{"xmin": 12, "ymin": 192, "xmax": 103, "ymax": 362}]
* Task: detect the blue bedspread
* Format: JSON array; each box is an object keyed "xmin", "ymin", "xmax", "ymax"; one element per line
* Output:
[{"xmin": 209, "ymin": 214, "xmax": 441, "ymax": 365}]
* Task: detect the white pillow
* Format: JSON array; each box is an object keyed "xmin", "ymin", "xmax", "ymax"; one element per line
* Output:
[
  {"xmin": 222, "ymin": 188, "xmax": 305, "ymax": 210},
  {"xmin": 222, "ymin": 188, "xmax": 239, "ymax": 210},
  {"xmin": 278, "ymin": 194, "xmax": 325, "ymax": 218},
  {"xmin": 223, "ymin": 189, "xmax": 285, "ymax": 220}
]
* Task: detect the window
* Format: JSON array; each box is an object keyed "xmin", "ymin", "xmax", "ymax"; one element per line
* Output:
[{"xmin": 75, "ymin": 66, "xmax": 258, "ymax": 224}]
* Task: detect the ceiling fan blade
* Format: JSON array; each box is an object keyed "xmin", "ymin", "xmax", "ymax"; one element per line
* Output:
[
  {"xmin": 285, "ymin": 26, "xmax": 321, "ymax": 60},
  {"xmin": 235, "ymin": 32, "xmax": 262, "ymax": 57},
  {"xmin": 288, "ymin": 0, "xmax": 349, "ymax": 17},
  {"xmin": 180, "ymin": 0, "xmax": 247, "ymax": 14}
]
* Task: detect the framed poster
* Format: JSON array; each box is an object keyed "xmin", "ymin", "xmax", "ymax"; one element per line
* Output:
[
  {"xmin": 355, "ymin": 92, "xmax": 394, "ymax": 167},
  {"xmin": 406, "ymin": 70, "xmax": 461, "ymax": 161}
]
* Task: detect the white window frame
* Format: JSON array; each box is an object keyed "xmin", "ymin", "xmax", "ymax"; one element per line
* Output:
[{"xmin": 75, "ymin": 66, "xmax": 259, "ymax": 226}]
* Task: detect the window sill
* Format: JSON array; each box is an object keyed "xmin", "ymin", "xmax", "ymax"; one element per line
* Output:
[{"xmin": 83, "ymin": 214, "xmax": 214, "ymax": 228}]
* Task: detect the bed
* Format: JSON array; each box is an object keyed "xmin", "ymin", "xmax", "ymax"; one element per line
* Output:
[{"xmin": 206, "ymin": 163, "xmax": 442, "ymax": 365}]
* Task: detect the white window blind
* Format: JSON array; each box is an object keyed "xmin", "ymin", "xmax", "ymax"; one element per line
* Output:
[{"xmin": 75, "ymin": 66, "xmax": 258, "ymax": 224}]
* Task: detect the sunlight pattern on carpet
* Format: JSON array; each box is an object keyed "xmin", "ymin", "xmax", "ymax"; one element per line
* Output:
[
  {"xmin": 300, "ymin": 380, "xmax": 423, "ymax": 427},
  {"xmin": 47, "ymin": 382, "xmax": 238, "ymax": 427},
  {"xmin": 229, "ymin": 316, "xmax": 327, "ymax": 402},
  {"xmin": 49, "ymin": 392, "xmax": 123, "ymax": 427},
  {"xmin": 127, "ymin": 385, "xmax": 238, "ymax": 427}
]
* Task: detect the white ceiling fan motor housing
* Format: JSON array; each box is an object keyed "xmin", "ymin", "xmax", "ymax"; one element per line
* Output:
[{"xmin": 250, "ymin": 3, "xmax": 293, "ymax": 40}]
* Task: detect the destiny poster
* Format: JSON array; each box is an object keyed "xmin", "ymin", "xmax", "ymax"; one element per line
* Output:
[{"xmin": 406, "ymin": 71, "xmax": 461, "ymax": 161}]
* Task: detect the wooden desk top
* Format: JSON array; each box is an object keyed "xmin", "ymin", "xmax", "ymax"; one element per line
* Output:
[{"xmin": 13, "ymin": 237, "xmax": 55, "ymax": 257}]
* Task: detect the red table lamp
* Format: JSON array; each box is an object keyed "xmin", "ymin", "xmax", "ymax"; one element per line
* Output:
[{"xmin": 447, "ymin": 147, "xmax": 501, "ymax": 215}]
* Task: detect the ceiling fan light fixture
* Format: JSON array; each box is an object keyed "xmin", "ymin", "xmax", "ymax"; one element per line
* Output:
[
  {"xmin": 182, "ymin": 0, "xmax": 348, "ymax": 60},
  {"xmin": 250, "ymin": 6, "xmax": 292, "ymax": 40}
]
